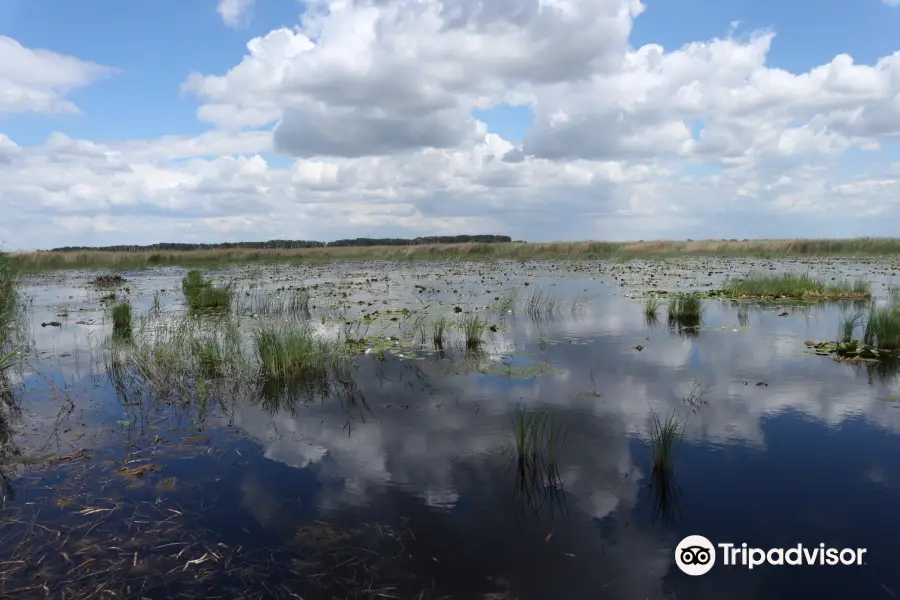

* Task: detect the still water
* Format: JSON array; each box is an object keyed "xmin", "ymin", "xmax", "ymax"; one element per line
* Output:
[{"xmin": 2, "ymin": 259, "xmax": 899, "ymax": 599}]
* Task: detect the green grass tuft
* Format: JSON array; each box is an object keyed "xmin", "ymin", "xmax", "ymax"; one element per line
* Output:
[
  {"xmin": 525, "ymin": 288, "xmax": 561, "ymax": 319},
  {"xmin": 110, "ymin": 314, "xmax": 248, "ymax": 401},
  {"xmin": 667, "ymin": 293, "xmax": 702, "ymax": 327},
  {"xmin": 0, "ymin": 252, "xmax": 17, "ymax": 351},
  {"xmin": 723, "ymin": 272, "xmax": 870, "ymax": 300},
  {"xmin": 253, "ymin": 324, "xmax": 332, "ymax": 385},
  {"xmin": 839, "ymin": 312, "xmax": 864, "ymax": 344},
  {"xmin": 648, "ymin": 409, "xmax": 684, "ymax": 474},
  {"xmin": 182, "ymin": 270, "xmax": 233, "ymax": 312},
  {"xmin": 498, "ymin": 288, "xmax": 517, "ymax": 314},
  {"xmin": 191, "ymin": 334, "xmax": 227, "ymax": 378},
  {"xmin": 460, "ymin": 313, "xmax": 486, "ymax": 349},
  {"xmin": 508, "ymin": 409, "xmax": 568, "ymax": 515},
  {"xmin": 864, "ymin": 307, "xmax": 900, "ymax": 351},
  {"xmin": 510, "ymin": 410, "xmax": 566, "ymax": 461},
  {"xmin": 644, "ymin": 296, "xmax": 660, "ymax": 325},
  {"xmin": 432, "ymin": 317, "xmax": 447, "ymax": 348},
  {"xmin": 246, "ymin": 288, "xmax": 311, "ymax": 319},
  {"xmin": 111, "ymin": 300, "xmax": 133, "ymax": 339}
]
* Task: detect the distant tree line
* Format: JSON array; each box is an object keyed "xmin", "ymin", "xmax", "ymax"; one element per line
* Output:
[{"xmin": 49, "ymin": 235, "xmax": 513, "ymax": 252}]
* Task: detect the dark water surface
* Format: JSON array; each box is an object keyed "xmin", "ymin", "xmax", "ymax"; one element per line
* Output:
[{"xmin": 2, "ymin": 258, "xmax": 900, "ymax": 599}]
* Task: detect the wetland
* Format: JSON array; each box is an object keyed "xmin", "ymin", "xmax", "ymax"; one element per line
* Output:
[{"xmin": 2, "ymin": 254, "xmax": 900, "ymax": 599}]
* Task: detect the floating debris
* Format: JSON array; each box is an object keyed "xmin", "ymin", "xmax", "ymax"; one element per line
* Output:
[
  {"xmin": 116, "ymin": 464, "xmax": 157, "ymax": 478},
  {"xmin": 90, "ymin": 274, "xmax": 128, "ymax": 286}
]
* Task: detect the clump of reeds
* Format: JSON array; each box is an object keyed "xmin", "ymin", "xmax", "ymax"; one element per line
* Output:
[
  {"xmin": 460, "ymin": 313, "xmax": 486, "ymax": 349},
  {"xmin": 182, "ymin": 270, "xmax": 233, "ymax": 312},
  {"xmin": 0, "ymin": 252, "xmax": 17, "ymax": 351},
  {"xmin": 246, "ymin": 288, "xmax": 311, "ymax": 319},
  {"xmin": 290, "ymin": 289, "xmax": 311, "ymax": 316},
  {"xmin": 0, "ymin": 350, "xmax": 16, "ymax": 374},
  {"xmin": 839, "ymin": 312, "xmax": 864, "ymax": 344},
  {"xmin": 191, "ymin": 334, "xmax": 227, "ymax": 378},
  {"xmin": 525, "ymin": 288, "xmax": 561, "ymax": 319},
  {"xmin": 723, "ymin": 272, "xmax": 870, "ymax": 300},
  {"xmin": 644, "ymin": 296, "xmax": 660, "ymax": 325},
  {"xmin": 498, "ymin": 288, "xmax": 517, "ymax": 314},
  {"xmin": 511, "ymin": 410, "xmax": 566, "ymax": 463},
  {"xmin": 182, "ymin": 270, "xmax": 205, "ymax": 297},
  {"xmin": 432, "ymin": 317, "xmax": 447, "ymax": 348},
  {"xmin": 253, "ymin": 324, "xmax": 332, "ymax": 384},
  {"xmin": 863, "ymin": 306, "xmax": 900, "ymax": 351},
  {"xmin": 667, "ymin": 293, "xmax": 702, "ymax": 327},
  {"xmin": 648, "ymin": 409, "xmax": 684, "ymax": 474},
  {"xmin": 112, "ymin": 314, "xmax": 246, "ymax": 400},
  {"xmin": 509, "ymin": 409, "xmax": 568, "ymax": 516},
  {"xmin": 888, "ymin": 285, "xmax": 900, "ymax": 309},
  {"xmin": 737, "ymin": 304, "xmax": 750, "ymax": 327},
  {"xmin": 111, "ymin": 300, "xmax": 132, "ymax": 339}
]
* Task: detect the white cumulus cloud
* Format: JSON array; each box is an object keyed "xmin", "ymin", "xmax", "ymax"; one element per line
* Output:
[
  {"xmin": 4, "ymin": 0, "xmax": 900, "ymax": 248},
  {"xmin": 0, "ymin": 36, "xmax": 116, "ymax": 115},
  {"xmin": 217, "ymin": 0, "xmax": 258, "ymax": 27}
]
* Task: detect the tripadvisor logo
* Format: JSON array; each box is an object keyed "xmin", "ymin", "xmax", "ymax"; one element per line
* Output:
[{"xmin": 674, "ymin": 535, "xmax": 867, "ymax": 576}]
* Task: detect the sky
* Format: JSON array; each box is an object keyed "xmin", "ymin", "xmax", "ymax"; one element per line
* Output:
[{"xmin": 2, "ymin": 0, "xmax": 900, "ymax": 249}]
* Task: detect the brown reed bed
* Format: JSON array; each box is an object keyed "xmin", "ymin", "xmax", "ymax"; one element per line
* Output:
[{"xmin": 11, "ymin": 237, "xmax": 900, "ymax": 271}]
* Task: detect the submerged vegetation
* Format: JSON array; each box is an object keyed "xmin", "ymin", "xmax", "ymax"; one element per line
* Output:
[{"xmin": 723, "ymin": 273, "xmax": 870, "ymax": 300}]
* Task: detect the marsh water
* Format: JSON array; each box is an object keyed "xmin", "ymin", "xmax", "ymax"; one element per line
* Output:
[{"xmin": 3, "ymin": 257, "xmax": 900, "ymax": 599}]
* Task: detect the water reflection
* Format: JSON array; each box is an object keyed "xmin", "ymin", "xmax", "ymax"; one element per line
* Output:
[
  {"xmin": 648, "ymin": 467, "xmax": 683, "ymax": 528},
  {"xmin": 7, "ymin": 262, "xmax": 900, "ymax": 598},
  {"xmin": 507, "ymin": 409, "xmax": 568, "ymax": 519}
]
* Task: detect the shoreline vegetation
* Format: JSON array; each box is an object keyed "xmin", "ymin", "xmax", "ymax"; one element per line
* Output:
[
  {"xmin": 11, "ymin": 237, "xmax": 900, "ymax": 271},
  {"xmin": 0, "ymin": 251, "xmax": 18, "ymax": 369}
]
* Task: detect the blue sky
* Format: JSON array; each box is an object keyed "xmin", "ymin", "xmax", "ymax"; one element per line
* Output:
[
  {"xmin": 2, "ymin": 0, "xmax": 900, "ymax": 248},
  {"xmin": 4, "ymin": 0, "xmax": 898, "ymax": 145}
]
